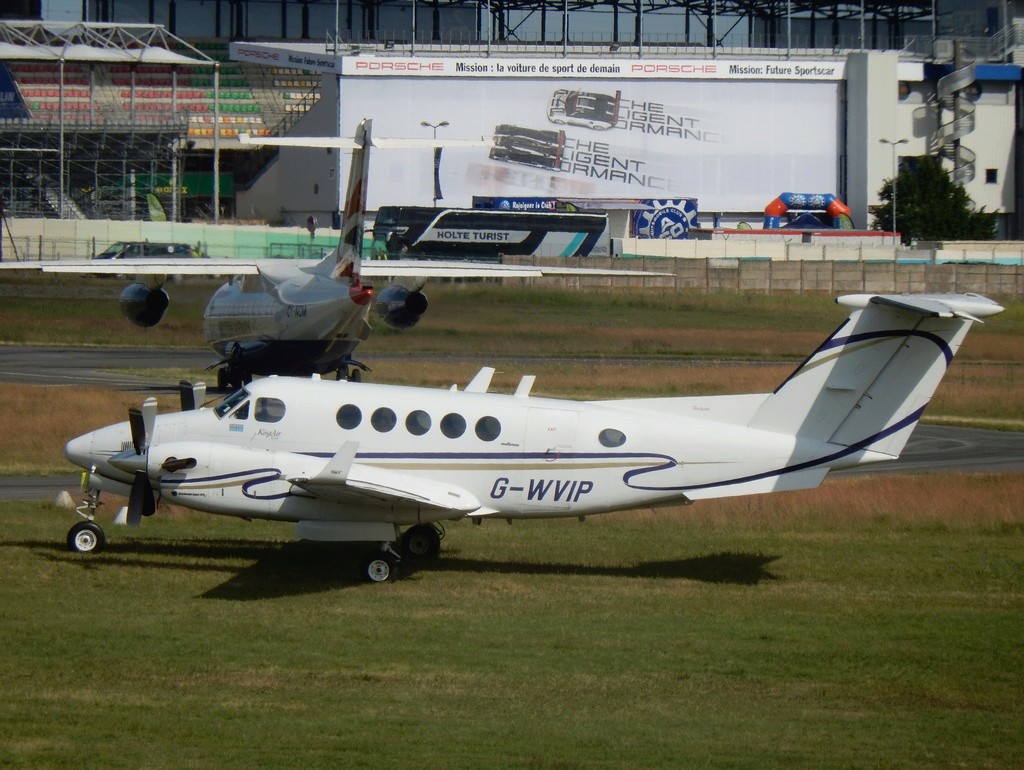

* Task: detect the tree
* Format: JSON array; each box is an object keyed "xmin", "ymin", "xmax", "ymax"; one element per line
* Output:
[{"xmin": 870, "ymin": 154, "xmax": 997, "ymax": 243}]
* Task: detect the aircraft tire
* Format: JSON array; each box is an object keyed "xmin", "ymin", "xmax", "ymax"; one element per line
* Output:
[
  {"xmin": 363, "ymin": 552, "xmax": 400, "ymax": 583},
  {"xmin": 67, "ymin": 521, "xmax": 106, "ymax": 554},
  {"xmin": 400, "ymin": 524, "xmax": 441, "ymax": 559}
]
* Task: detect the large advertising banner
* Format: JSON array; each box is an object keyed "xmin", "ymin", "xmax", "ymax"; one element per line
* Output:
[
  {"xmin": 232, "ymin": 46, "xmax": 845, "ymax": 215},
  {"xmin": 336, "ymin": 61, "xmax": 840, "ymax": 213}
]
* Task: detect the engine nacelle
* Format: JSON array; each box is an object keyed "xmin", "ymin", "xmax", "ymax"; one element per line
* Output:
[
  {"xmin": 118, "ymin": 283, "xmax": 169, "ymax": 328},
  {"xmin": 374, "ymin": 285, "xmax": 428, "ymax": 330}
]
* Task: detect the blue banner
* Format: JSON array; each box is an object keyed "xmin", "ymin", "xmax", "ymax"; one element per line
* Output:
[{"xmin": 0, "ymin": 64, "xmax": 30, "ymax": 120}]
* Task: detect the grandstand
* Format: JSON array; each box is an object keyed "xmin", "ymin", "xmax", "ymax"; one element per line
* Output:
[{"xmin": 0, "ymin": 22, "xmax": 321, "ymax": 221}]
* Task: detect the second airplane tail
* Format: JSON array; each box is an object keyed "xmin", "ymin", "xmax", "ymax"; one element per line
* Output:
[
  {"xmin": 748, "ymin": 293, "xmax": 1003, "ymax": 457},
  {"xmin": 332, "ymin": 118, "xmax": 372, "ymax": 284}
]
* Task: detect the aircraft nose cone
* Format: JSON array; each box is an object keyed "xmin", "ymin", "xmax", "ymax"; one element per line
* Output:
[{"xmin": 64, "ymin": 432, "xmax": 95, "ymax": 470}]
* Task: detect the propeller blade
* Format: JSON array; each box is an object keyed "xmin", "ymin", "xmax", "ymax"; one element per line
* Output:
[
  {"xmin": 141, "ymin": 397, "xmax": 157, "ymax": 447},
  {"xmin": 128, "ymin": 397, "xmax": 158, "ymax": 455},
  {"xmin": 126, "ymin": 470, "xmax": 155, "ymax": 527},
  {"xmin": 179, "ymin": 380, "xmax": 207, "ymax": 411},
  {"xmin": 128, "ymin": 407, "xmax": 145, "ymax": 456}
]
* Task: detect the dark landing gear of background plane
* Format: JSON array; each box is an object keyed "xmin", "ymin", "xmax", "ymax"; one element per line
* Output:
[
  {"xmin": 337, "ymin": 359, "xmax": 370, "ymax": 383},
  {"xmin": 361, "ymin": 524, "xmax": 444, "ymax": 583},
  {"xmin": 216, "ymin": 365, "xmax": 250, "ymax": 391}
]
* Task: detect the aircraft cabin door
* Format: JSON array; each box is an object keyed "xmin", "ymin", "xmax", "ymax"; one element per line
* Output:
[{"xmin": 522, "ymin": 407, "xmax": 580, "ymax": 512}]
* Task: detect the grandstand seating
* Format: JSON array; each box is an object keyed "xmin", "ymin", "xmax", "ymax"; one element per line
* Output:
[{"xmin": 3, "ymin": 46, "xmax": 313, "ymax": 140}]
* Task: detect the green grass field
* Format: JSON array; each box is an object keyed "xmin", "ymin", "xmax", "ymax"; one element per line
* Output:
[
  {"xmin": 2, "ymin": 482, "xmax": 1023, "ymax": 769},
  {"xmin": 1, "ymin": 273, "xmax": 1022, "ymax": 767}
]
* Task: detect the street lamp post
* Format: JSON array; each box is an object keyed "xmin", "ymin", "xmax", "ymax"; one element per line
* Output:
[
  {"xmin": 880, "ymin": 137, "xmax": 908, "ymax": 242},
  {"xmin": 420, "ymin": 120, "xmax": 449, "ymax": 207}
]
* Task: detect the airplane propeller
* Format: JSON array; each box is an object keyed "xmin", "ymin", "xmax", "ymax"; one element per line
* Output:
[
  {"xmin": 128, "ymin": 397, "xmax": 157, "ymax": 456},
  {"xmin": 179, "ymin": 380, "xmax": 207, "ymax": 411},
  {"xmin": 126, "ymin": 470, "xmax": 156, "ymax": 527},
  {"xmin": 124, "ymin": 397, "xmax": 158, "ymax": 527}
]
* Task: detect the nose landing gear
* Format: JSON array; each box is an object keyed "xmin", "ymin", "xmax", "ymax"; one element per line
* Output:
[{"xmin": 68, "ymin": 473, "xmax": 106, "ymax": 553}]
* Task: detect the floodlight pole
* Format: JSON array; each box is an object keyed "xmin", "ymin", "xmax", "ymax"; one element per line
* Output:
[
  {"xmin": 213, "ymin": 63, "xmax": 220, "ymax": 223},
  {"xmin": 58, "ymin": 57, "xmax": 65, "ymax": 219},
  {"xmin": 880, "ymin": 137, "xmax": 908, "ymax": 242}
]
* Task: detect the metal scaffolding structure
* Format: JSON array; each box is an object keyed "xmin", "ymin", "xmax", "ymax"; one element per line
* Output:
[
  {"xmin": 84, "ymin": 0, "xmax": 940, "ymax": 50},
  {"xmin": 0, "ymin": 126, "xmax": 188, "ymax": 220},
  {"xmin": 0, "ymin": 21, "xmax": 220, "ymax": 221}
]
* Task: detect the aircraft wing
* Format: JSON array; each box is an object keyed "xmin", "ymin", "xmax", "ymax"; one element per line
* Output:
[
  {"xmin": 361, "ymin": 259, "xmax": 671, "ymax": 278},
  {"xmin": 239, "ymin": 134, "xmax": 492, "ymax": 149},
  {"xmin": 0, "ymin": 257, "xmax": 669, "ymax": 279},
  {"xmin": 289, "ymin": 443, "xmax": 482, "ymax": 514},
  {"xmin": 0, "ymin": 258, "xmax": 321, "ymax": 276}
]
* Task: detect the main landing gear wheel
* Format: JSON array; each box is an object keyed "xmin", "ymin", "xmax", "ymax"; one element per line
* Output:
[
  {"xmin": 67, "ymin": 521, "xmax": 106, "ymax": 554},
  {"xmin": 400, "ymin": 524, "xmax": 442, "ymax": 559},
  {"xmin": 362, "ymin": 551, "xmax": 400, "ymax": 583}
]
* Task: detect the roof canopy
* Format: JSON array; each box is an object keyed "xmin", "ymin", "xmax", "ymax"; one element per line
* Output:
[{"xmin": 0, "ymin": 21, "xmax": 212, "ymax": 65}]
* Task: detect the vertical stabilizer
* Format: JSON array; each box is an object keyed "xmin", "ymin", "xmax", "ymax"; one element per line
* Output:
[
  {"xmin": 748, "ymin": 294, "xmax": 1002, "ymax": 456},
  {"xmin": 321, "ymin": 119, "xmax": 372, "ymax": 283}
]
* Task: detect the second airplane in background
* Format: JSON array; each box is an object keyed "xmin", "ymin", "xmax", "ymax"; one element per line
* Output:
[{"xmin": 1, "ymin": 119, "xmax": 661, "ymax": 388}]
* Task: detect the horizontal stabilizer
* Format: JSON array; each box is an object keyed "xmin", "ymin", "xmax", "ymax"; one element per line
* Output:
[{"xmin": 839, "ymin": 293, "xmax": 1003, "ymax": 323}]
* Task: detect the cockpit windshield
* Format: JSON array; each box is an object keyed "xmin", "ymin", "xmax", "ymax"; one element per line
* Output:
[{"xmin": 214, "ymin": 386, "xmax": 250, "ymax": 419}]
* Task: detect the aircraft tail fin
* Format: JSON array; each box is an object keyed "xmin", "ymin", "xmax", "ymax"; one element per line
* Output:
[
  {"xmin": 324, "ymin": 118, "xmax": 372, "ymax": 283},
  {"xmin": 747, "ymin": 293, "xmax": 1002, "ymax": 456}
]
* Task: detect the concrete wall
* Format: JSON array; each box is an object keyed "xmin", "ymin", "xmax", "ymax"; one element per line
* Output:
[
  {"xmin": 516, "ymin": 256, "xmax": 1024, "ymax": 297},
  {"xmin": 7, "ymin": 217, "xmax": 1024, "ymax": 266},
  {"xmin": 616, "ymin": 236, "xmax": 1024, "ymax": 264}
]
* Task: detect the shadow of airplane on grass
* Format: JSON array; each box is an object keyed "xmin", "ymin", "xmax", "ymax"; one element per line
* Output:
[{"xmin": 19, "ymin": 539, "xmax": 780, "ymax": 600}]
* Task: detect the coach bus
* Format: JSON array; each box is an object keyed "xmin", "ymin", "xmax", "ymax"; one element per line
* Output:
[{"xmin": 370, "ymin": 206, "xmax": 610, "ymax": 260}]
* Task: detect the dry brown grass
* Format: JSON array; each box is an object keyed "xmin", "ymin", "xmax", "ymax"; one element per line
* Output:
[
  {"xmin": 613, "ymin": 472, "xmax": 1024, "ymax": 531},
  {"xmin": 2, "ymin": 384, "xmax": 141, "ymax": 473}
]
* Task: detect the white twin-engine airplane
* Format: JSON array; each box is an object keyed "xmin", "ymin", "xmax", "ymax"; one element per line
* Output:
[
  {"xmin": 64, "ymin": 291, "xmax": 1001, "ymax": 582},
  {"xmin": 1, "ymin": 120, "xmax": 656, "ymax": 389}
]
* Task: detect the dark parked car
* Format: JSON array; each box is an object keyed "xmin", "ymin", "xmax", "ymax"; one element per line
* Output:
[{"xmin": 94, "ymin": 241, "xmax": 196, "ymax": 259}]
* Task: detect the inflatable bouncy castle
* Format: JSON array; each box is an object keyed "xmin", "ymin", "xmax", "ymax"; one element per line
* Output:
[{"xmin": 763, "ymin": 193, "xmax": 852, "ymax": 229}]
